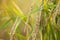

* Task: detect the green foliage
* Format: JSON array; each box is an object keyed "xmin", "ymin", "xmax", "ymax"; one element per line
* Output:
[{"xmin": 0, "ymin": 0, "xmax": 60, "ymax": 40}]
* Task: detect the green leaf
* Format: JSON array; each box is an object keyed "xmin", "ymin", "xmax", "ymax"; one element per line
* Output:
[
  {"xmin": 0, "ymin": 18, "xmax": 11, "ymax": 31},
  {"xmin": 57, "ymin": 29, "xmax": 60, "ymax": 40},
  {"xmin": 50, "ymin": 24, "xmax": 56, "ymax": 40}
]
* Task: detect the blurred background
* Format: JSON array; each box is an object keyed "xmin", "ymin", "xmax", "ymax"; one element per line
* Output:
[{"xmin": 0, "ymin": 0, "xmax": 60, "ymax": 40}]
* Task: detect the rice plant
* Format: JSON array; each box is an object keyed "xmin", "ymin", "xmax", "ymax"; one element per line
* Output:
[{"xmin": 0, "ymin": 0, "xmax": 60, "ymax": 40}]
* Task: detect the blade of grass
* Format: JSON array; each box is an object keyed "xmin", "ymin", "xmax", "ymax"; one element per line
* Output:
[
  {"xmin": 11, "ymin": 1, "xmax": 26, "ymax": 19},
  {"xmin": 50, "ymin": 23, "xmax": 56, "ymax": 40},
  {"xmin": 57, "ymin": 29, "xmax": 60, "ymax": 40},
  {"xmin": 15, "ymin": 33, "xmax": 27, "ymax": 40},
  {"xmin": 0, "ymin": 18, "xmax": 11, "ymax": 31},
  {"xmin": 10, "ymin": 16, "xmax": 21, "ymax": 40}
]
